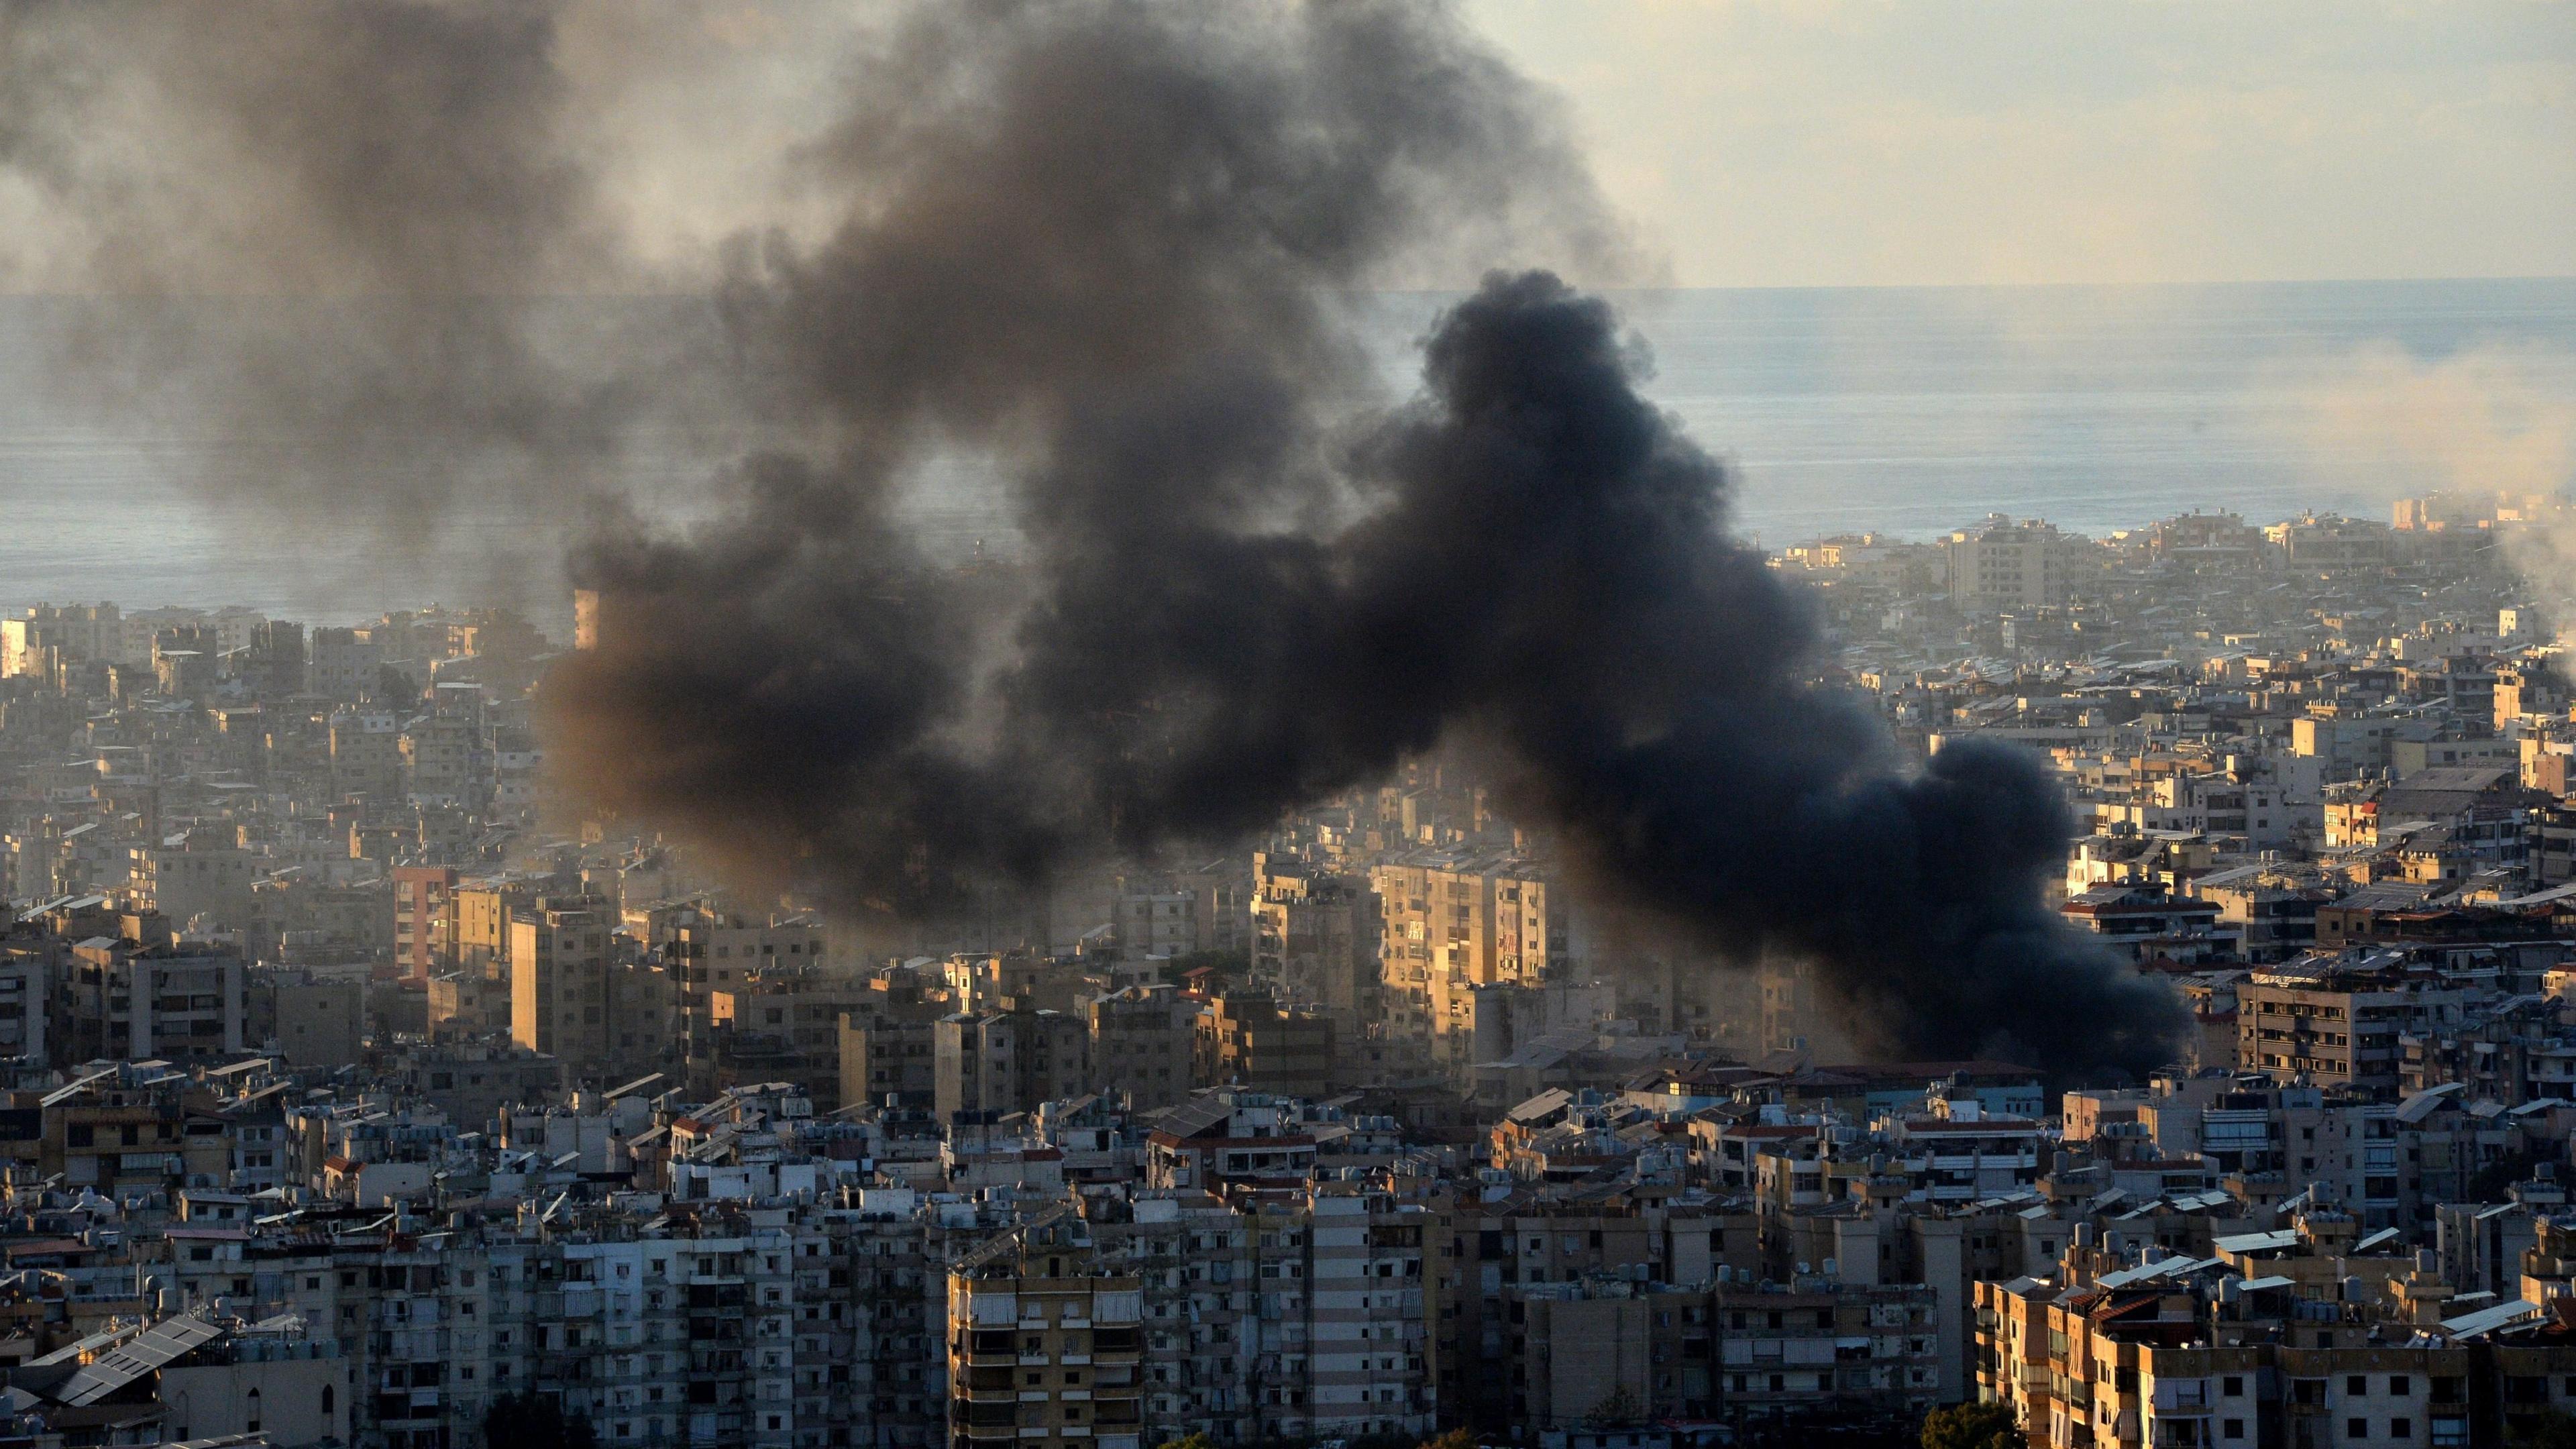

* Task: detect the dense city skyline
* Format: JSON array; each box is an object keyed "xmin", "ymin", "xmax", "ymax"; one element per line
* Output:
[{"xmin": 3, "ymin": 5, "xmax": 2574, "ymax": 1449}]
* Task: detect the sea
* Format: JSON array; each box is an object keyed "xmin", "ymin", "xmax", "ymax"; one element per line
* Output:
[{"xmin": 3, "ymin": 277, "xmax": 2573, "ymax": 630}]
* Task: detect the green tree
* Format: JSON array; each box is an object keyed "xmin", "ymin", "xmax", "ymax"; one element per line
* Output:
[
  {"xmin": 1158, "ymin": 1436, "xmax": 1221, "ymax": 1449},
  {"xmin": 1588, "ymin": 1385, "xmax": 1646, "ymax": 1426},
  {"xmin": 1922, "ymin": 1401, "xmax": 2025, "ymax": 1449},
  {"xmin": 485, "ymin": 1391, "xmax": 600, "ymax": 1449}
]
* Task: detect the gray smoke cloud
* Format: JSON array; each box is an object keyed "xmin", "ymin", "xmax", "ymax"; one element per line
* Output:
[
  {"xmin": 3, "ymin": 0, "xmax": 2180, "ymax": 1075},
  {"xmin": 0, "ymin": 0, "xmax": 731, "ymax": 609}
]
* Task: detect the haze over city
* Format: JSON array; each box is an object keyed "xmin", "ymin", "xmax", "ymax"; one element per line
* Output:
[{"xmin": 0, "ymin": 5, "xmax": 2572, "ymax": 1449}]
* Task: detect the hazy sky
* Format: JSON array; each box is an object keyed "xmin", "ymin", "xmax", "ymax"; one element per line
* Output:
[{"xmin": 1468, "ymin": 0, "xmax": 2576, "ymax": 289}]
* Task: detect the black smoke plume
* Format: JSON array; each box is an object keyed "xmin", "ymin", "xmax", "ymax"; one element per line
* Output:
[
  {"xmin": 548, "ymin": 3, "xmax": 2180, "ymax": 1075},
  {"xmin": 3, "ymin": 0, "xmax": 2181, "ymax": 1074}
]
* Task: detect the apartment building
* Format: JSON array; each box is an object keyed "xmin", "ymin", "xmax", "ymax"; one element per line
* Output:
[
  {"xmin": 1715, "ymin": 1283, "xmax": 1942, "ymax": 1440},
  {"xmin": 1194, "ymin": 991, "xmax": 1333, "ymax": 1099},
  {"xmin": 841, "ymin": 1018, "xmax": 940, "ymax": 1112},
  {"xmin": 441, "ymin": 875, "xmax": 544, "ymax": 979},
  {"xmin": 391, "ymin": 864, "xmax": 460, "ymax": 983},
  {"xmin": 1084, "ymin": 985, "xmax": 1197, "ymax": 1110},
  {"xmin": 400, "ymin": 713, "xmax": 484, "ymax": 808},
  {"xmin": 1, "ymin": 602, "xmax": 121, "ymax": 676},
  {"xmin": 1942, "ymin": 515, "xmax": 2091, "ymax": 613},
  {"xmin": 2237, "ymin": 959, "xmax": 2472, "ymax": 1095},
  {"xmin": 1369, "ymin": 850, "xmax": 1560, "ymax": 1059},
  {"xmin": 0, "ymin": 946, "xmax": 46, "ymax": 1063},
  {"xmin": 510, "ymin": 896, "xmax": 618, "ymax": 1068},
  {"xmin": 328, "ymin": 708, "xmax": 405, "ymax": 808},
  {"xmin": 947, "ymin": 1210, "xmax": 1148, "ymax": 1449},
  {"xmin": 128, "ymin": 830, "xmax": 260, "ymax": 930},
  {"xmin": 934, "ymin": 1008, "xmax": 1091, "ymax": 1122},
  {"xmin": 694, "ymin": 969, "xmax": 873, "ymax": 1106},
  {"xmin": 667, "ymin": 908, "xmax": 830, "ymax": 1073},
  {"xmin": 1079, "ymin": 1185, "xmax": 1435, "ymax": 1444},
  {"xmin": 1250, "ymin": 854, "xmax": 1377, "ymax": 1026},
  {"xmin": 308, "ymin": 627, "xmax": 382, "ymax": 700},
  {"xmin": 1976, "ymin": 1260, "xmax": 2576, "ymax": 1449},
  {"xmin": 62, "ymin": 931, "xmax": 246, "ymax": 1063}
]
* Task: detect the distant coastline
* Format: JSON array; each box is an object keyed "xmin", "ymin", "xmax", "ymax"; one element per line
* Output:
[{"xmin": 5, "ymin": 276, "xmax": 2572, "ymax": 623}]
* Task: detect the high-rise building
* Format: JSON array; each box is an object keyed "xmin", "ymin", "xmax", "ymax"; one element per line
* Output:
[
  {"xmin": 1251, "ymin": 853, "xmax": 1378, "ymax": 1025},
  {"xmin": 391, "ymin": 864, "xmax": 461, "ymax": 984},
  {"xmin": 947, "ymin": 1210, "xmax": 1148, "ymax": 1449},
  {"xmin": 1, "ymin": 602, "xmax": 119, "ymax": 676},
  {"xmin": 509, "ymin": 895, "xmax": 617, "ymax": 1068},
  {"xmin": 1084, "ymin": 985, "xmax": 1197, "ymax": 1110},
  {"xmin": 934, "ymin": 1007, "xmax": 1091, "ymax": 1122},
  {"xmin": 1369, "ymin": 850, "xmax": 1560, "ymax": 1061}
]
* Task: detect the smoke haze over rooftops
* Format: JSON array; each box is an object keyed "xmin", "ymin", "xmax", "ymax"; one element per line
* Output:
[{"xmin": 0, "ymin": 0, "xmax": 2183, "ymax": 1076}]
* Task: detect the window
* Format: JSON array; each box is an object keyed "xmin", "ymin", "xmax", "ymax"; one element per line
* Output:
[
  {"xmin": 2392, "ymin": 1421, "xmax": 2411, "ymax": 1439},
  {"xmin": 321, "ymin": 1386, "xmax": 335, "ymax": 1418},
  {"xmin": 2390, "ymin": 1378, "xmax": 2410, "ymax": 1397},
  {"xmin": 2349, "ymin": 1377, "xmax": 2369, "ymax": 1397},
  {"xmin": 2349, "ymin": 1421, "xmax": 2367, "ymax": 1441},
  {"xmin": 2223, "ymin": 1421, "xmax": 2245, "ymax": 1440},
  {"xmin": 2224, "ymin": 1377, "xmax": 2245, "ymax": 1397}
]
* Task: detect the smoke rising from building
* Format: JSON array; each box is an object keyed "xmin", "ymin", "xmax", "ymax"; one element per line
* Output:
[
  {"xmin": 0, "ymin": 0, "xmax": 738, "ymax": 612},
  {"xmin": 0, "ymin": 0, "xmax": 2181, "ymax": 1075}
]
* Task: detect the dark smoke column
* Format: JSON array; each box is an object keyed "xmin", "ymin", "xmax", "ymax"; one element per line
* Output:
[
  {"xmin": 1350, "ymin": 275, "xmax": 2186, "ymax": 1077},
  {"xmin": 525, "ymin": 3, "xmax": 2183, "ymax": 1079}
]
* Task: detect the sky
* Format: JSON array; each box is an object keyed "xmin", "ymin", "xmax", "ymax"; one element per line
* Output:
[
  {"xmin": 7, "ymin": 1, "xmax": 2569, "ymax": 295},
  {"xmin": 1467, "ymin": 0, "xmax": 2576, "ymax": 289}
]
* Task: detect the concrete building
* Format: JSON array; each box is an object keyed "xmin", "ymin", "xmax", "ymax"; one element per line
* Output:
[
  {"xmin": 1370, "ymin": 850, "xmax": 1561, "ymax": 1054},
  {"xmin": 64, "ymin": 931, "xmax": 247, "ymax": 1063},
  {"xmin": 841, "ymin": 1015, "xmax": 938, "ymax": 1111},
  {"xmin": 1250, "ymin": 853, "xmax": 1377, "ymax": 1025},
  {"xmin": 0, "ymin": 947, "xmax": 47, "ymax": 1064},
  {"xmin": 1, "ymin": 602, "xmax": 121, "ymax": 676},
  {"xmin": 947, "ymin": 1210, "xmax": 1147, "ymax": 1449},
  {"xmin": 1084, "ymin": 985, "xmax": 1197, "ymax": 1110},
  {"xmin": 1195, "ymin": 991, "xmax": 1334, "ymax": 1099},
  {"xmin": 509, "ymin": 895, "xmax": 618, "ymax": 1069},
  {"xmin": 390, "ymin": 863, "xmax": 460, "ymax": 984},
  {"xmin": 327, "ymin": 708, "xmax": 405, "ymax": 809},
  {"xmin": 129, "ymin": 834, "xmax": 262, "ymax": 933},
  {"xmin": 2237, "ymin": 959, "xmax": 2471, "ymax": 1095},
  {"xmin": 666, "ymin": 907, "xmax": 830, "ymax": 1073},
  {"xmin": 934, "ymin": 1008, "xmax": 1091, "ymax": 1122},
  {"xmin": 307, "ymin": 626, "xmax": 382, "ymax": 700},
  {"xmin": 1942, "ymin": 515, "xmax": 2091, "ymax": 613},
  {"xmin": 247, "ymin": 965, "xmax": 366, "ymax": 1067}
]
